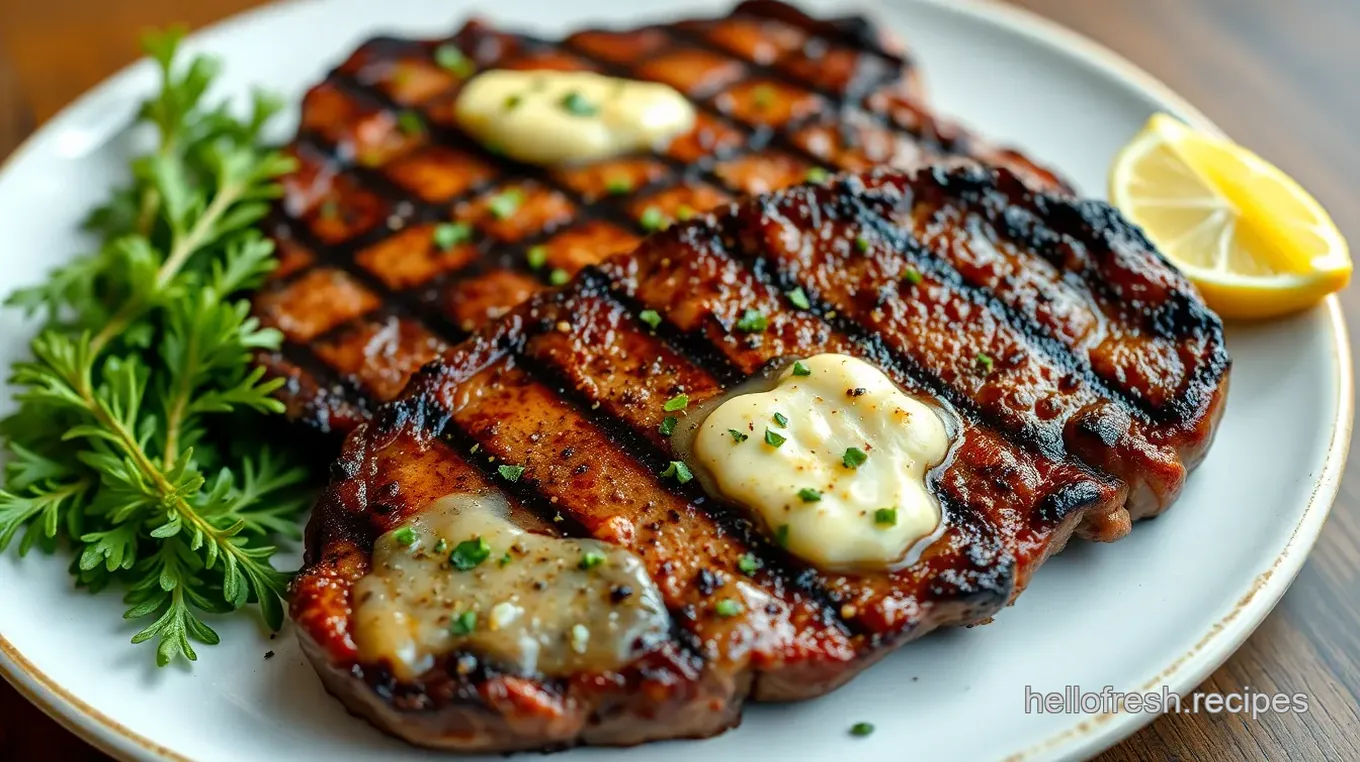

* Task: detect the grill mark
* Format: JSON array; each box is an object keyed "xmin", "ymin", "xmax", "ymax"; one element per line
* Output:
[
  {"xmin": 578, "ymin": 268, "xmax": 749, "ymax": 387},
  {"xmin": 724, "ymin": 172, "xmax": 1186, "ymax": 511},
  {"xmin": 305, "ymin": 426, "xmax": 710, "ymax": 716},
  {"xmin": 506, "ymin": 297, "xmax": 883, "ymax": 630},
  {"xmin": 371, "ymin": 316, "xmax": 859, "ymax": 666},
  {"xmin": 433, "ymin": 355, "xmax": 859, "ymax": 670},
  {"xmin": 902, "ymin": 165, "xmax": 1228, "ymax": 424},
  {"xmin": 418, "ymin": 403, "xmax": 714, "ymax": 670},
  {"xmin": 852, "ymin": 187, "xmax": 1159, "ymax": 429},
  {"xmin": 582, "ymin": 213, "xmax": 1129, "ymax": 609},
  {"xmin": 667, "ymin": 10, "xmax": 903, "ymax": 113},
  {"xmin": 730, "ymin": 1, "xmax": 910, "ymax": 65},
  {"xmin": 560, "ymin": 30, "xmax": 915, "ymax": 187},
  {"xmin": 257, "ymin": 6, "xmax": 1071, "ymax": 437},
  {"xmin": 514, "ymin": 281, "xmax": 1027, "ymax": 635}
]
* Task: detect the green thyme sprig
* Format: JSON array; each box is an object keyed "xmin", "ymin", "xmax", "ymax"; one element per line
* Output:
[{"xmin": 0, "ymin": 30, "xmax": 314, "ymax": 667}]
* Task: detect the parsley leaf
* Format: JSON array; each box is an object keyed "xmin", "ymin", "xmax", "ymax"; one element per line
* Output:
[
  {"xmin": 737, "ymin": 554, "xmax": 760, "ymax": 575},
  {"xmin": 663, "ymin": 394, "xmax": 689, "ymax": 412},
  {"xmin": 450, "ymin": 538, "xmax": 492, "ymax": 570},
  {"xmin": 639, "ymin": 206, "xmax": 668, "ymax": 232},
  {"xmin": 449, "ymin": 610, "xmax": 477, "ymax": 635},
  {"xmin": 432, "ymin": 221, "xmax": 472, "ymax": 250},
  {"xmin": 843, "ymin": 447, "xmax": 869, "ymax": 469},
  {"xmin": 660, "ymin": 461, "xmax": 694, "ymax": 484},
  {"xmin": 735, "ymin": 309, "xmax": 768, "ymax": 333},
  {"xmin": 434, "ymin": 44, "xmax": 475, "ymax": 77},
  {"xmin": 714, "ymin": 599, "xmax": 742, "ymax": 617},
  {"xmin": 487, "ymin": 188, "xmax": 524, "ymax": 220},
  {"xmin": 0, "ymin": 31, "xmax": 313, "ymax": 667}
]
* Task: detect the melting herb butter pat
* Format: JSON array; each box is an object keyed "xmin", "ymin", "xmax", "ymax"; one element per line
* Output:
[
  {"xmin": 693, "ymin": 354, "xmax": 951, "ymax": 572},
  {"xmin": 352, "ymin": 494, "xmax": 669, "ymax": 680},
  {"xmin": 454, "ymin": 70, "xmax": 696, "ymax": 165}
]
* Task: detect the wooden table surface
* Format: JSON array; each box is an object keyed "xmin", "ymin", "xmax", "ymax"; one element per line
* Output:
[{"xmin": 1, "ymin": 1, "xmax": 1357, "ymax": 760}]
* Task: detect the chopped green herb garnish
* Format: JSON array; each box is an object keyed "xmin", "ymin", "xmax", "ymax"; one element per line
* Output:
[
  {"xmin": 579, "ymin": 551, "xmax": 607, "ymax": 570},
  {"xmin": 504, "ymin": 94, "xmax": 523, "ymax": 110},
  {"xmin": 855, "ymin": 236, "xmax": 870, "ymax": 252},
  {"xmin": 393, "ymin": 526, "xmax": 419, "ymax": 546},
  {"xmin": 432, "ymin": 221, "xmax": 472, "ymax": 250},
  {"xmin": 660, "ymin": 460, "xmax": 695, "ymax": 484},
  {"xmin": 450, "ymin": 610, "xmax": 477, "ymax": 635},
  {"xmin": 786, "ymin": 287, "xmax": 811, "ymax": 310},
  {"xmin": 487, "ymin": 188, "xmax": 524, "ymax": 220},
  {"xmin": 714, "ymin": 599, "xmax": 742, "ymax": 618},
  {"xmin": 850, "ymin": 722, "xmax": 875, "ymax": 737},
  {"xmin": 434, "ymin": 43, "xmax": 475, "ymax": 77},
  {"xmin": 735, "ymin": 309, "xmax": 768, "ymax": 333},
  {"xmin": 560, "ymin": 91, "xmax": 599, "ymax": 116},
  {"xmin": 605, "ymin": 176, "xmax": 633, "ymax": 195},
  {"xmin": 499, "ymin": 551, "xmax": 513, "ymax": 566},
  {"xmin": 805, "ymin": 167, "xmax": 830, "ymax": 183},
  {"xmin": 549, "ymin": 268, "xmax": 570, "ymax": 286},
  {"xmin": 450, "ymin": 538, "xmax": 492, "ymax": 570},
  {"xmin": 797, "ymin": 488, "xmax": 822, "ymax": 503},
  {"xmin": 396, "ymin": 110, "xmax": 424, "ymax": 136},
  {"xmin": 639, "ymin": 206, "xmax": 668, "ymax": 232},
  {"xmin": 842, "ymin": 447, "xmax": 868, "ymax": 469},
  {"xmin": 675, "ymin": 204, "xmax": 695, "ymax": 221},
  {"xmin": 775, "ymin": 524, "xmax": 791, "ymax": 547},
  {"xmin": 752, "ymin": 84, "xmax": 775, "ymax": 108},
  {"xmin": 902, "ymin": 267, "xmax": 924, "ymax": 286},
  {"xmin": 874, "ymin": 508, "xmax": 898, "ymax": 526},
  {"xmin": 433, "ymin": 538, "xmax": 449, "ymax": 554},
  {"xmin": 498, "ymin": 464, "xmax": 526, "ymax": 482},
  {"xmin": 737, "ymin": 554, "xmax": 760, "ymax": 575},
  {"xmin": 976, "ymin": 353, "xmax": 995, "ymax": 374},
  {"xmin": 729, "ymin": 429, "xmax": 749, "ymax": 443},
  {"xmin": 791, "ymin": 360, "xmax": 812, "ymax": 376},
  {"xmin": 526, "ymin": 244, "xmax": 548, "ymax": 270},
  {"xmin": 639, "ymin": 309, "xmax": 662, "ymax": 329},
  {"xmin": 663, "ymin": 394, "xmax": 689, "ymax": 412},
  {"xmin": 773, "ymin": 412, "xmax": 788, "ymax": 427},
  {"xmin": 764, "ymin": 429, "xmax": 786, "ymax": 448},
  {"xmin": 659, "ymin": 415, "xmax": 678, "ymax": 436}
]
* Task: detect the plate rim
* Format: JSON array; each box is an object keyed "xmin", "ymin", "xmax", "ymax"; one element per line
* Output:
[{"xmin": 0, "ymin": 1, "xmax": 1351, "ymax": 760}]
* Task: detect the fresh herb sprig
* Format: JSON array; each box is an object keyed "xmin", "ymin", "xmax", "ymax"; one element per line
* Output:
[{"xmin": 0, "ymin": 31, "xmax": 313, "ymax": 667}]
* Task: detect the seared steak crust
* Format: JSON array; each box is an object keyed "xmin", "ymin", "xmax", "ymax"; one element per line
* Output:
[
  {"xmin": 292, "ymin": 166, "xmax": 1228, "ymax": 750},
  {"xmin": 251, "ymin": 0, "xmax": 1071, "ymax": 442}
]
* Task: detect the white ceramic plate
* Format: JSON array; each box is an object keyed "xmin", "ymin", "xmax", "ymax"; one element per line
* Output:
[{"xmin": 0, "ymin": 0, "xmax": 1351, "ymax": 760}]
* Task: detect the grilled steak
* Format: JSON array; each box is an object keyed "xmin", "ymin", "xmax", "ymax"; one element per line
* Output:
[
  {"xmin": 292, "ymin": 165, "xmax": 1230, "ymax": 751},
  {"xmin": 251, "ymin": 0, "xmax": 1071, "ymax": 442}
]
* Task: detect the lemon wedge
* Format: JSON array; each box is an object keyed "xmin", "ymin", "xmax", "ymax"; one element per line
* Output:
[{"xmin": 1110, "ymin": 113, "xmax": 1350, "ymax": 319}]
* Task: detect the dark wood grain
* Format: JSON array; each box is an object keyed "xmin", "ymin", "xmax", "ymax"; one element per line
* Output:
[{"xmin": 0, "ymin": 1, "xmax": 1356, "ymax": 760}]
